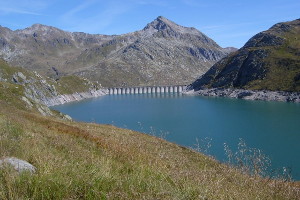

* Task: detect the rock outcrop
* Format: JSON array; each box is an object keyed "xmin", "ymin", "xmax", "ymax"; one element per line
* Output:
[
  {"xmin": 184, "ymin": 88, "xmax": 300, "ymax": 103},
  {"xmin": 0, "ymin": 16, "xmax": 235, "ymax": 87},
  {"xmin": 44, "ymin": 89, "xmax": 107, "ymax": 106},
  {"xmin": 0, "ymin": 157, "xmax": 36, "ymax": 174}
]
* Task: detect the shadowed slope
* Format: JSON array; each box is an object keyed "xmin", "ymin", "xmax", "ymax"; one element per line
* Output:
[{"xmin": 189, "ymin": 19, "xmax": 300, "ymax": 92}]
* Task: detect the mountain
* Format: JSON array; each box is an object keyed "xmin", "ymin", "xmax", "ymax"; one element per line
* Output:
[
  {"xmin": 189, "ymin": 19, "xmax": 300, "ymax": 92},
  {"xmin": 0, "ymin": 16, "xmax": 235, "ymax": 87}
]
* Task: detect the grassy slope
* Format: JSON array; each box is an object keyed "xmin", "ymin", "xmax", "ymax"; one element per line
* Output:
[
  {"xmin": 0, "ymin": 81, "xmax": 299, "ymax": 199},
  {"xmin": 55, "ymin": 75, "xmax": 99, "ymax": 94},
  {"xmin": 0, "ymin": 59, "xmax": 99, "ymax": 96},
  {"xmin": 191, "ymin": 19, "xmax": 300, "ymax": 92},
  {"xmin": 246, "ymin": 24, "xmax": 300, "ymax": 91}
]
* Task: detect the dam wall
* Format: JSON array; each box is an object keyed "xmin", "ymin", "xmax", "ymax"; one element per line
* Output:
[{"xmin": 107, "ymin": 85, "xmax": 187, "ymax": 95}]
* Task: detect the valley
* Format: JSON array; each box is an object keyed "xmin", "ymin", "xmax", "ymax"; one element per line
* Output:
[{"xmin": 0, "ymin": 15, "xmax": 300, "ymax": 199}]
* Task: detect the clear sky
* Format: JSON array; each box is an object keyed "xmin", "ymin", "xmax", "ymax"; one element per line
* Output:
[{"xmin": 0, "ymin": 0, "xmax": 299, "ymax": 48}]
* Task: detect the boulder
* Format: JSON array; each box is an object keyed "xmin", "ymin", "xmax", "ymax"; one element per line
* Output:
[{"xmin": 0, "ymin": 157, "xmax": 36, "ymax": 173}]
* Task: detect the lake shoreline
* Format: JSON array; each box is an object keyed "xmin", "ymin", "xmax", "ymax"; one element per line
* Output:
[
  {"xmin": 45, "ymin": 87, "xmax": 300, "ymax": 107},
  {"xmin": 184, "ymin": 88, "xmax": 300, "ymax": 103},
  {"xmin": 43, "ymin": 89, "xmax": 108, "ymax": 107}
]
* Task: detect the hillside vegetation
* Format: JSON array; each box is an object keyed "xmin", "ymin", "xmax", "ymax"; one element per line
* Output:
[
  {"xmin": 0, "ymin": 62, "xmax": 299, "ymax": 199},
  {"xmin": 0, "ymin": 59, "xmax": 100, "ymax": 95},
  {"xmin": 190, "ymin": 19, "xmax": 300, "ymax": 92},
  {"xmin": 0, "ymin": 59, "xmax": 102, "ymax": 108}
]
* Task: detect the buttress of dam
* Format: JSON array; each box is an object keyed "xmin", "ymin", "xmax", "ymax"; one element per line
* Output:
[{"xmin": 107, "ymin": 85, "xmax": 187, "ymax": 95}]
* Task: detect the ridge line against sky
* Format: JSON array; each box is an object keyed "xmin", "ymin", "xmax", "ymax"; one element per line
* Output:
[{"xmin": 0, "ymin": 0, "xmax": 299, "ymax": 48}]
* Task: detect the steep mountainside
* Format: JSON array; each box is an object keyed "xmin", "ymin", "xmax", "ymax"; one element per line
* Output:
[
  {"xmin": 189, "ymin": 19, "xmax": 300, "ymax": 92},
  {"xmin": 0, "ymin": 59, "xmax": 104, "ymax": 107},
  {"xmin": 0, "ymin": 16, "xmax": 235, "ymax": 87}
]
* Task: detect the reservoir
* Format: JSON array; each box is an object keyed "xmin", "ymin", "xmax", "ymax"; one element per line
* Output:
[{"xmin": 52, "ymin": 93, "xmax": 300, "ymax": 180}]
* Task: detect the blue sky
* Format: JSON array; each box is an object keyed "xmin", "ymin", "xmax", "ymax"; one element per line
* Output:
[{"xmin": 0, "ymin": 0, "xmax": 299, "ymax": 48}]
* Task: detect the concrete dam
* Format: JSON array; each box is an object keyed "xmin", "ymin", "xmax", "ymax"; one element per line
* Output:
[{"xmin": 107, "ymin": 85, "xmax": 187, "ymax": 95}]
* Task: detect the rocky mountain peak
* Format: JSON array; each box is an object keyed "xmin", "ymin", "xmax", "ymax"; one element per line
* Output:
[
  {"xmin": 23, "ymin": 23, "xmax": 51, "ymax": 32},
  {"xmin": 17, "ymin": 24, "xmax": 67, "ymax": 37},
  {"xmin": 31, "ymin": 23, "xmax": 48, "ymax": 29},
  {"xmin": 149, "ymin": 16, "xmax": 178, "ymax": 31},
  {"xmin": 0, "ymin": 26, "xmax": 12, "ymax": 36},
  {"xmin": 142, "ymin": 16, "xmax": 200, "ymax": 36}
]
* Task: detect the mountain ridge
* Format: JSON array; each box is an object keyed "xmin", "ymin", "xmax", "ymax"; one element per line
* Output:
[{"xmin": 0, "ymin": 16, "xmax": 236, "ymax": 87}]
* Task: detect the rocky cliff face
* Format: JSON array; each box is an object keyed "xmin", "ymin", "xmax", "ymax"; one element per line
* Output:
[
  {"xmin": 0, "ymin": 16, "xmax": 234, "ymax": 87},
  {"xmin": 189, "ymin": 19, "xmax": 300, "ymax": 92}
]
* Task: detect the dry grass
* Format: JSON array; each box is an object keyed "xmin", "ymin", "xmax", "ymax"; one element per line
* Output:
[{"xmin": 0, "ymin": 100, "xmax": 299, "ymax": 199}]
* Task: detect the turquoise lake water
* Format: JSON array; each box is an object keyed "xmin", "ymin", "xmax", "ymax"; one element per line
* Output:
[{"xmin": 52, "ymin": 93, "xmax": 300, "ymax": 180}]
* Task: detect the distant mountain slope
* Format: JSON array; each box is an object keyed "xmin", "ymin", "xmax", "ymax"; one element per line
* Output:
[
  {"xmin": 0, "ymin": 16, "xmax": 235, "ymax": 87},
  {"xmin": 189, "ymin": 19, "xmax": 300, "ymax": 92}
]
